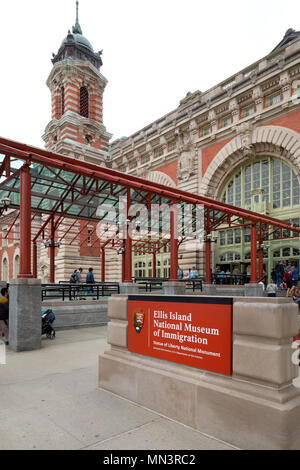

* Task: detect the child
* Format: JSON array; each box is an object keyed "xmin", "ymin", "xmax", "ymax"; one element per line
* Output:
[{"xmin": 266, "ymin": 281, "xmax": 277, "ymax": 297}]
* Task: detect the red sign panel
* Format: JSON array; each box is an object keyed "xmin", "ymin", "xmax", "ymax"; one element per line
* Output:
[{"xmin": 128, "ymin": 296, "xmax": 233, "ymax": 376}]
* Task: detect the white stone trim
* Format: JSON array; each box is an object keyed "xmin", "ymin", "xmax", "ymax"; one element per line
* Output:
[
  {"xmin": 147, "ymin": 170, "xmax": 176, "ymax": 188},
  {"xmin": 1, "ymin": 252, "xmax": 9, "ymax": 282},
  {"xmin": 13, "ymin": 248, "xmax": 20, "ymax": 279}
]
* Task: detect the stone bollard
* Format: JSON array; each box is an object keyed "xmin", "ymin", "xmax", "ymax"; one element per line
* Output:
[{"xmin": 9, "ymin": 278, "xmax": 42, "ymax": 352}]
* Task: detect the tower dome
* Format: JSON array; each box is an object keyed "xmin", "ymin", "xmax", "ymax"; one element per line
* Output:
[{"xmin": 52, "ymin": 1, "xmax": 103, "ymax": 69}]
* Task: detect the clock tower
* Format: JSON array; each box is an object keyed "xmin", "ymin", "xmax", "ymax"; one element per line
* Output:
[{"xmin": 42, "ymin": 1, "xmax": 112, "ymax": 165}]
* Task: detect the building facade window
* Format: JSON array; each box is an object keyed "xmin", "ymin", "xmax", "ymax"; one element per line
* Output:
[
  {"xmin": 220, "ymin": 157, "xmax": 300, "ymax": 211},
  {"xmin": 87, "ymin": 228, "xmax": 93, "ymax": 246},
  {"xmin": 155, "ymin": 147, "xmax": 163, "ymax": 158},
  {"xmin": 141, "ymin": 154, "xmax": 150, "ymax": 164},
  {"xmin": 168, "ymin": 141, "xmax": 177, "ymax": 152},
  {"xmin": 219, "ymin": 114, "xmax": 232, "ymax": 128},
  {"xmin": 129, "ymin": 159, "xmax": 137, "ymax": 170},
  {"xmin": 240, "ymin": 103, "xmax": 255, "ymax": 118},
  {"xmin": 201, "ymin": 124, "xmax": 211, "ymax": 137},
  {"xmin": 80, "ymin": 86, "xmax": 89, "ymax": 118},
  {"xmin": 2, "ymin": 257, "xmax": 8, "ymax": 282},
  {"xmin": 265, "ymin": 90, "xmax": 281, "ymax": 108},
  {"xmin": 14, "ymin": 254, "xmax": 20, "ymax": 277},
  {"xmin": 218, "ymin": 157, "xmax": 300, "ymax": 278}
]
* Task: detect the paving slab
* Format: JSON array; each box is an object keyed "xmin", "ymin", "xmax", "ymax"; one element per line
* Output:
[
  {"xmin": 0, "ymin": 326, "xmax": 237, "ymax": 450},
  {"xmin": 85, "ymin": 415, "xmax": 236, "ymax": 450}
]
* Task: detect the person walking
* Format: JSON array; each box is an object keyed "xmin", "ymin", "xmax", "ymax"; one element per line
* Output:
[
  {"xmin": 190, "ymin": 266, "xmax": 198, "ymax": 279},
  {"xmin": 291, "ymin": 264, "xmax": 299, "ymax": 287},
  {"xmin": 86, "ymin": 267, "xmax": 95, "ymax": 296},
  {"xmin": 284, "ymin": 268, "xmax": 294, "ymax": 296},
  {"xmin": 275, "ymin": 261, "xmax": 284, "ymax": 287},
  {"xmin": 0, "ymin": 287, "xmax": 9, "ymax": 345},
  {"xmin": 70, "ymin": 268, "xmax": 83, "ymax": 300}
]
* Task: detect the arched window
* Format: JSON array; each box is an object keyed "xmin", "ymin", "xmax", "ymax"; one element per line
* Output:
[
  {"xmin": 2, "ymin": 258, "xmax": 8, "ymax": 282},
  {"xmin": 220, "ymin": 157, "xmax": 300, "ymax": 211},
  {"xmin": 80, "ymin": 86, "xmax": 89, "ymax": 118},
  {"xmin": 14, "ymin": 254, "xmax": 20, "ymax": 278}
]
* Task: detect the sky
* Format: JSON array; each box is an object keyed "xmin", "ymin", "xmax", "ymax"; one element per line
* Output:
[{"xmin": 0, "ymin": 0, "xmax": 300, "ymax": 148}]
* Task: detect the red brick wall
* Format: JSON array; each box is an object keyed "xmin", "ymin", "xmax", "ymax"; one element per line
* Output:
[
  {"xmin": 202, "ymin": 139, "xmax": 232, "ymax": 176},
  {"xmin": 264, "ymin": 110, "xmax": 300, "ymax": 134},
  {"xmin": 79, "ymin": 221, "xmax": 100, "ymax": 257},
  {"xmin": 155, "ymin": 161, "xmax": 178, "ymax": 186}
]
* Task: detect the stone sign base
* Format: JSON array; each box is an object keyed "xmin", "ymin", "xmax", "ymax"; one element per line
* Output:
[
  {"xmin": 99, "ymin": 294, "xmax": 300, "ymax": 450},
  {"xmin": 9, "ymin": 278, "xmax": 42, "ymax": 352}
]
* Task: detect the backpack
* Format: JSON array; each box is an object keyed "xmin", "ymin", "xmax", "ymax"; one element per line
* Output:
[{"xmin": 70, "ymin": 272, "xmax": 79, "ymax": 283}]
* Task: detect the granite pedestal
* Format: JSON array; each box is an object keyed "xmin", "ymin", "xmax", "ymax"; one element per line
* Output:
[
  {"xmin": 9, "ymin": 278, "xmax": 42, "ymax": 352},
  {"xmin": 162, "ymin": 281, "xmax": 186, "ymax": 295}
]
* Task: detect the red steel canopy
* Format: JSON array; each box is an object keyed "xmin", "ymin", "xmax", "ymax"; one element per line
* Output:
[{"xmin": 0, "ymin": 135, "xmax": 299, "ymax": 284}]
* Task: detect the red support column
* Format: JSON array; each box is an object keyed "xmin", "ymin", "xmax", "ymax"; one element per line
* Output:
[
  {"xmin": 169, "ymin": 207, "xmax": 178, "ymax": 282},
  {"xmin": 152, "ymin": 252, "xmax": 156, "ymax": 278},
  {"xmin": 101, "ymin": 248, "xmax": 105, "ymax": 282},
  {"xmin": 250, "ymin": 223, "xmax": 257, "ymax": 283},
  {"xmin": 205, "ymin": 239, "xmax": 212, "ymax": 284},
  {"xmin": 121, "ymin": 245, "xmax": 125, "ymax": 283},
  {"xmin": 49, "ymin": 216, "xmax": 55, "ymax": 283},
  {"xmin": 258, "ymin": 241, "xmax": 264, "ymax": 281},
  {"xmin": 32, "ymin": 242, "xmax": 37, "ymax": 278},
  {"xmin": 18, "ymin": 164, "xmax": 33, "ymax": 278},
  {"xmin": 4, "ymin": 155, "xmax": 10, "ymax": 177},
  {"xmin": 124, "ymin": 189, "xmax": 132, "ymax": 283}
]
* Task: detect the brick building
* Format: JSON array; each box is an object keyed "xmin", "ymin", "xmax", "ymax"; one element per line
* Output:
[{"xmin": 110, "ymin": 27, "xmax": 300, "ymax": 281}]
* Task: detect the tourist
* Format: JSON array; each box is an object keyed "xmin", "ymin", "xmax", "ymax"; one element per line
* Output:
[
  {"xmin": 70, "ymin": 268, "xmax": 83, "ymax": 300},
  {"xmin": 177, "ymin": 266, "xmax": 183, "ymax": 280},
  {"xmin": 224, "ymin": 269, "xmax": 231, "ymax": 285},
  {"xmin": 275, "ymin": 261, "xmax": 284, "ymax": 287},
  {"xmin": 283, "ymin": 268, "xmax": 294, "ymax": 297},
  {"xmin": 291, "ymin": 264, "xmax": 299, "ymax": 287},
  {"xmin": 266, "ymin": 281, "xmax": 277, "ymax": 297},
  {"xmin": 86, "ymin": 267, "xmax": 95, "ymax": 295},
  {"xmin": 292, "ymin": 287, "xmax": 300, "ymax": 308},
  {"xmin": 285, "ymin": 261, "xmax": 292, "ymax": 273},
  {"xmin": 0, "ymin": 287, "xmax": 9, "ymax": 345},
  {"xmin": 271, "ymin": 268, "xmax": 276, "ymax": 283},
  {"xmin": 219, "ymin": 268, "xmax": 225, "ymax": 285},
  {"xmin": 232, "ymin": 265, "xmax": 240, "ymax": 284},
  {"xmin": 190, "ymin": 266, "xmax": 198, "ymax": 279},
  {"xmin": 213, "ymin": 266, "xmax": 220, "ymax": 284}
]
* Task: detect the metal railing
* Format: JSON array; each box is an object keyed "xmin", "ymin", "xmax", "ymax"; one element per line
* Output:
[
  {"xmin": 42, "ymin": 282, "xmax": 120, "ymax": 301},
  {"xmin": 210, "ymin": 273, "xmax": 251, "ymax": 285},
  {"xmin": 134, "ymin": 277, "xmax": 203, "ymax": 292}
]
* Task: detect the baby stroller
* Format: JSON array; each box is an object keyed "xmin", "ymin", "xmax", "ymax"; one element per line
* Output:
[{"xmin": 41, "ymin": 308, "xmax": 56, "ymax": 339}]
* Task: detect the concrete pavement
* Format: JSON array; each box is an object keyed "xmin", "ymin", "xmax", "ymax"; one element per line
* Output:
[{"xmin": 0, "ymin": 326, "xmax": 238, "ymax": 450}]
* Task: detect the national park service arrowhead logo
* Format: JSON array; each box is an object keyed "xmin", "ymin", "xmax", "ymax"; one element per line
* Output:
[{"xmin": 133, "ymin": 309, "xmax": 145, "ymax": 333}]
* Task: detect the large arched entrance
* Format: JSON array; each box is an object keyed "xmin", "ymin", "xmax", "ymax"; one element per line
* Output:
[
  {"xmin": 217, "ymin": 156, "xmax": 300, "ymax": 277},
  {"xmin": 133, "ymin": 171, "xmax": 175, "ymax": 279},
  {"xmin": 199, "ymin": 125, "xmax": 300, "ymax": 280}
]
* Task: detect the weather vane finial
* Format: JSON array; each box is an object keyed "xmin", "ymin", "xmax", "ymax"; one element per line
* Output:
[{"xmin": 72, "ymin": 1, "xmax": 82, "ymax": 35}]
